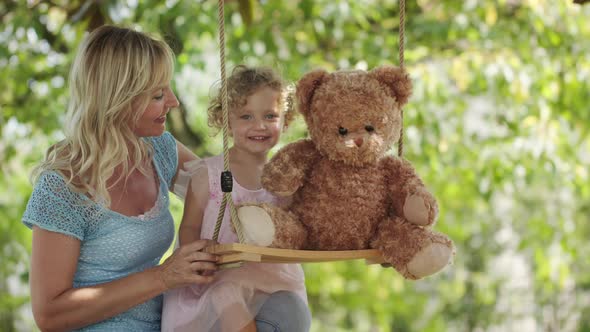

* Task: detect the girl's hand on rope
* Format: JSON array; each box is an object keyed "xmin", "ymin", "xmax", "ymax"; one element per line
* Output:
[{"xmin": 155, "ymin": 239, "xmax": 219, "ymax": 290}]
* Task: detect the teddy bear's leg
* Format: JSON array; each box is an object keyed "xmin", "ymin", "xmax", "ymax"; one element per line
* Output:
[
  {"xmin": 371, "ymin": 216, "xmax": 454, "ymax": 280},
  {"xmin": 237, "ymin": 203, "xmax": 308, "ymax": 249}
]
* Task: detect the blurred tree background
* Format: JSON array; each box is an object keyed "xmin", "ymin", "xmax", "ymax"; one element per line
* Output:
[{"xmin": 1, "ymin": 0, "xmax": 589, "ymax": 331}]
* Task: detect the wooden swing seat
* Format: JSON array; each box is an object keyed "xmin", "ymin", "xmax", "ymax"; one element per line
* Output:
[{"xmin": 204, "ymin": 243, "xmax": 387, "ymax": 266}]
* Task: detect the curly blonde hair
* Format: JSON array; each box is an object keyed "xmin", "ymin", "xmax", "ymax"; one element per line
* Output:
[
  {"xmin": 32, "ymin": 25, "xmax": 175, "ymax": 206},
  {"xmin": 207, "ymin": 65, "xmax": 295, "ymax": 134}
]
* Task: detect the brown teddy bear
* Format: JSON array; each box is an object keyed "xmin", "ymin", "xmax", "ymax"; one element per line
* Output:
[{"xmin": 237, "ymin": 65, "xmax": 454, "ymax": 280}]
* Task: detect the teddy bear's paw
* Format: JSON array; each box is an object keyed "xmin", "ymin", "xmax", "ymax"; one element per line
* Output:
[
  {"xmin": 261, "ymin": 167, "xmax": 300, "ymax": 197},
  {"xmin": 406, "ymin": 242, "xmax": 453, "ymax": 279},
  {"xmin": 272, "ymin": 190, "xmax": 297, "ymax": 197},
  {"xmin": 403, "ymin": 194, "xmax": 432, "ymax": 226},
  {"xmin": 262, "ymin": 183, "xmax": 297, "ymax": 197},
  {"xmin": 237, "ymin": 206, "xmax": 276, "ymax": 247}
]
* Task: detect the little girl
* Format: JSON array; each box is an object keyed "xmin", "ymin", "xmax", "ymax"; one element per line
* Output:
[{"xmin": 162, "ymin": 66, "xmax": 309, "ymax": 332}]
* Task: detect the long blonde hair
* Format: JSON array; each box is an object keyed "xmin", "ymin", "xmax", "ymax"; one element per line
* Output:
[{"xmin": 32, "ymin": 25, "xmax": 175, "ymax": 206}]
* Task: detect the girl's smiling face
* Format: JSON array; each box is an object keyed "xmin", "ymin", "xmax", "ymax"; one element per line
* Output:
[{"xmin": 229, "ymin": 86, "xmax": 282, "ymax": 156}]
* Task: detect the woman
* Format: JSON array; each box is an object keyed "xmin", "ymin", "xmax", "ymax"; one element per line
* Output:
[
  {"xmin": 23, "ymin": 25, "xmax": 310, "ymax": 332},
  {"xmin": 22, "ymin": 25, "xmax": 217, "ymax": 331}
]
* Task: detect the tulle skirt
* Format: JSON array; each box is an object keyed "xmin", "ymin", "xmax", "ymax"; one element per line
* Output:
[{"xmin": 162, "ymin": 261, "xmax": 307, "ymax": 332}]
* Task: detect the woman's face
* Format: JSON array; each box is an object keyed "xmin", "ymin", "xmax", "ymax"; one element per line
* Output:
[{"xmin": 132, "ymin": 85, "xmax": 179, "ymax": 137}]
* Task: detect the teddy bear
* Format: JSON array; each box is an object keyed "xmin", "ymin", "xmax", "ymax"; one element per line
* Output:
[{"xmin": 237, "ymin": 65, "xmax": 455, "ymax": 280}]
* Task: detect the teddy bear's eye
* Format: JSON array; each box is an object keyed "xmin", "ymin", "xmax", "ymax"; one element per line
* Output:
[
  {"xmin": 338, "ymin": 127, "xmax": 348, "ymax": 136},
  {"xmin": 365, "ymin": 125, "xmax": 375, "ymax": 133}
]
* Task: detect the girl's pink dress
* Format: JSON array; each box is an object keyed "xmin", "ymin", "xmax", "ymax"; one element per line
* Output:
[{"xmin": 162, "ymin": 155, "xmax": 307, "ymax": 332}]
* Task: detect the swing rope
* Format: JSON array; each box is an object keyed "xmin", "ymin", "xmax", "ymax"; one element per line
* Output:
[
  {"xmin": 212, "ymin": 0, "xmax": 406, "ymax": 244},
  {"xmin": 212, "ymin": 0, "xmax": 246, "ymax": 243},
  {"xmin": 397, "ymin": 0, "xmax": 406, "ymax": 157}
]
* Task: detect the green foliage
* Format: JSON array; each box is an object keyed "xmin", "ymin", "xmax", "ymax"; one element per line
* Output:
[{"xmin": 1, "ymin": 0, "xmax": 589, "ymax": 331}]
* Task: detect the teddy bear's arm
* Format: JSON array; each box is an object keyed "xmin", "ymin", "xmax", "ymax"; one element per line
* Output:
[
  {"xmin": 383, "ymin": 157, "xmax": 439, "ymax": 227},
  {"xmin": 261, "ymin": 139, "xmax": 320, "ymax": 196}
]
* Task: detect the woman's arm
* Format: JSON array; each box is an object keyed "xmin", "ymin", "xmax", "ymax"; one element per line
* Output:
[
  {"xmin": 178, "ymin": 165, "xmax": 209, "ymax": 246},
  {"xmin": 30, "ymin": 227, "xmax": 217, "ymax": 332}
]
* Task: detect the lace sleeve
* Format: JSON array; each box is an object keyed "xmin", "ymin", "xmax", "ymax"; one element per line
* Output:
[
  {"xmin": 150, "ymin": 131, "xmax": 178, "ymax": 188},
  {"xmin": 172, "ymin": 159, "xmax": 207, "ymax": 200},
  {"xmin": 22, "ymin": 171, "xmax": 86, "ymax": 240}
]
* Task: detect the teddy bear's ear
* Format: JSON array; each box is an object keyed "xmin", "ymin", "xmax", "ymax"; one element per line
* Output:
[
  {"xmin": 369, "ymin": 66, "xmax": 412, "ymax": 107},
  {"xmin": 296, "ymin": 69, "xmax": 329, "ymax": 116}
]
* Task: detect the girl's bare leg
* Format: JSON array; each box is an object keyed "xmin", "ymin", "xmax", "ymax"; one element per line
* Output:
[
  {"xmin": 238, "ymin": 320, "xmax": 257, "ymax": 332},
  {"xmin": 219, "ymin": 303, "xmax": 257, "ymax": 332}
]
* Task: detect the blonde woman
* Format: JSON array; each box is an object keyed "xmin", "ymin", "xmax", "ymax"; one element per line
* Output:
[{"xmin": 21, "ymin": 25, "xmax": 219, "ymax": 331}]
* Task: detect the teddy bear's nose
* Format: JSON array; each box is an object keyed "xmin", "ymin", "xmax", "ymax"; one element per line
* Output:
[{"xmin": 354, "ymin": 137, "xmax": 364, "ymax": 147}]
